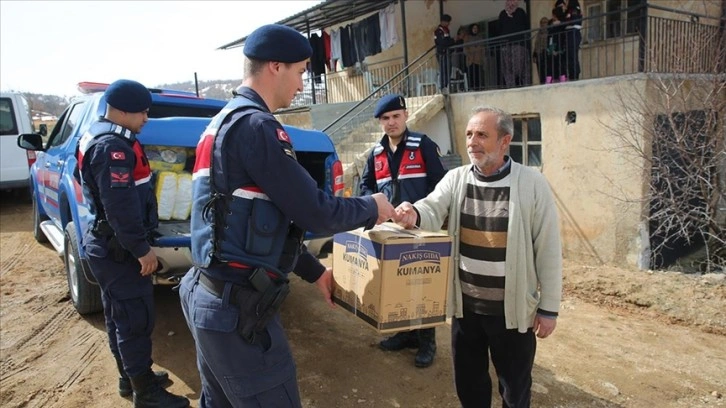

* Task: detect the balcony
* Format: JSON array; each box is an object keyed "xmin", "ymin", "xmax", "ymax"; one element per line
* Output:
[{"xmin": 291, "ymin": 3, "xmax": 724, "ymax": 107}]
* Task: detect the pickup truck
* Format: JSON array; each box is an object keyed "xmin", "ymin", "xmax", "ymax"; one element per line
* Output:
[
  {"xmin": 1, "ymin": 91, "xmax": 43, "ymax": 191},
  {"xmin": 17, "ymin": 83, "xmax": 344, "ymax": 315}
]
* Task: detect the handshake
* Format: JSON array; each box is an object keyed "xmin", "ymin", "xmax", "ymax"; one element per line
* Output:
[{"xmin": 370, "ymin": 193, "xmax": 418, "ymax": 229}]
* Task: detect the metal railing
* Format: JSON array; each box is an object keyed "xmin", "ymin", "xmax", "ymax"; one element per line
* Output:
[
  {"xmin": 290, "ymin": 74, "xmax": 328, "ymax": 107},
  {"xmin": 297, "ymin": 3, "xmax": 723, "ymax": 173},
  {"xmin": 446, "ymin": 3, "xmax": 723, "ymax": 90},
  {"xmin": 321, "ymin": 47, "xmax": 444, "ymax": 168}
]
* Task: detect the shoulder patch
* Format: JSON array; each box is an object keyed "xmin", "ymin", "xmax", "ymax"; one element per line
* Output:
[
  {"xmin": 283, "ymin": 148, "xmax": 297, "ymax": 160},
  {"xmin": 109, "ymin": 166, "xmax": 131, "ymax": 188},
  {"xmin": 111, "ymin": 151, "xmax": 126, "ymax": 160},
  {"xmin": 276, "ymin": 128, "xmax": 291, "ymax": 144}
]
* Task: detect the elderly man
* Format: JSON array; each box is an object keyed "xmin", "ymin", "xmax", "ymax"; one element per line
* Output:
[
  {"xmin": 179, "ymin": 24, "xmax": 395, "ymax": 407},
  {"xmin": 394, "ymin": 106, "xmax": 562, "ymax": 407},
  {"xmin": 359, "ymin": 94, "xmax": 446, "ymax": 368}
]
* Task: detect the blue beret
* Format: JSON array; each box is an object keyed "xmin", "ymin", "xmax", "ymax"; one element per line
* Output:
[
  {"xmin": 244, "ymin": 24, "xmax": 312, "ymax": 63},
  {"xmin": 374, "ymin": 94, "xmax": 407, "ymax": 118},
  {"xmin": 104, "ymin": 79, "xmax": 151, "ymax": 113}
]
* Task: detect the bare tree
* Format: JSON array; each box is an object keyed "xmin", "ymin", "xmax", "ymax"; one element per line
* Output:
[{"xmin": 603, "ymin": 19, "xmax": 725, "ymax": 272}]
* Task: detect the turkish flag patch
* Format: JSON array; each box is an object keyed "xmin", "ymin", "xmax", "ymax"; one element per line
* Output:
[
  {"xmin": 276, "ymin": 128, "xmax": 291, "ymax": 144},
  {"xmin": 111, "ymin": 151, "xmax": 126, "ymax": 160}
]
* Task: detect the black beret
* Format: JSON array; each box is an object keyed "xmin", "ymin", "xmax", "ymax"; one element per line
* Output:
[
  {"xmin": 243, "ymin": 24, "xmax": 312, "ymax": 63},
  {"xmin": 374, "ymin": 94, "xmax": 407, "ymax": 118},
  {"xmin": 104, "ymin": 79, "xmax": 152, "ymax": 113},
  {"xmin": 441, "ymin": 14, "xmax": 452, "ymax": 22}
]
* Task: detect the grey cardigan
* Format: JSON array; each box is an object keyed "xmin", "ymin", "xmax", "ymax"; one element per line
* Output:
[{"xmin": 414, "ymin": 162, "xmax": 563, "ymax": 333}]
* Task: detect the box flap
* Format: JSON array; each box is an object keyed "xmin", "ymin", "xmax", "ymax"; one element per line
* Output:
[{"xmin": 367, "ymin": 222, "xmax": 449, "ymax": 241}]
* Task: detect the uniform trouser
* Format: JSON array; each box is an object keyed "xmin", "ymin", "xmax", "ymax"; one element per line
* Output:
[
  {"xmin": 86, "ymin": 248, "xmax": 155, "ymax": 378},
  {"xmin": 179, "ymin": 268, "xmax": 300, "ymax": 408},
  {"xmin": 451, "ymin": 310, "xmax": 536, "ymax": 408},
  {"xmin": 438, "ymin": 54, "xmax": 451, "ymax": 89}
]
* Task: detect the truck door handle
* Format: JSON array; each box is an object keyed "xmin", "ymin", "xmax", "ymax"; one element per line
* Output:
[{"xmin": 56, "ymin": 160, "xmax": 65, "ymax": 167}]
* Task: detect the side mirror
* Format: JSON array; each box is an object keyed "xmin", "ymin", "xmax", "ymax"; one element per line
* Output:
[
  {"xmin": 39, "ymin": 124, "xmax": 48, "ymax": 137},
  {"xmin": 17, "ymin": 133, "xmax": 44, "ymax": 151}
]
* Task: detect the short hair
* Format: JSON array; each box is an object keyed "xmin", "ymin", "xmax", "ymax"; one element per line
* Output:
[
  {"xmin": 243, "ymin": 57, "xmax": 293, "ymax": 79},
  {"xmin": 441, "ymin": 14, "xmax": 452, "ymax": 22},
  {"xmin": 243, "ymin": 57, "xmax": 266, "ymax": 78},
  {"xmin": 471, "ymin": 106, "xmax": 513, "ymax": 139}
]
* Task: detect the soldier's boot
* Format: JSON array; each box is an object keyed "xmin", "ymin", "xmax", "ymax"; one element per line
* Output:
[
  {"xmin": 130, "ymin": 370, "xmax": 189, "ymax": 408},
  {"xmin": 116, "ymin": 357, "xmax": 170, "ymax": 398},
  {"xmin": 414, "ymin": 328, "xmax": 437, "ymax": 368},
  {"xmin": 379, "ymin": 331, "xmax": 419, "ymax": 351}
]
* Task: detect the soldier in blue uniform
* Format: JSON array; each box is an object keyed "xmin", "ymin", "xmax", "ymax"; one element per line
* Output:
[
  {"xmin": 179, "ymin": 24, "xmax": 395, "ymax": 407},
  {"xmin": 75, "ymin": 79, "xmax": 189, "ymax": 408},
  {"xmin": 359, "ymin": 94, "xmax": 447, "ymax": 368}
]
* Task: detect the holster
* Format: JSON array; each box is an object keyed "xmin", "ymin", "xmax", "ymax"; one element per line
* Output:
[
  {"xmin": 92, "ymin": 219, "xmax": 127, "ymax": 263},
  {"xmin": 277, "ymin": 223, "xmax": 305, "ymax": 273},
  {"xmin": 236, "ymin": 268, "xmax": 290, "ymax": 344}
]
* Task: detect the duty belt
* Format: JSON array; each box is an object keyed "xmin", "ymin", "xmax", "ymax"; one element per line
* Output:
[{"xmin": 198, "ymin": 273, "xmax": 247, "ymax": 305}]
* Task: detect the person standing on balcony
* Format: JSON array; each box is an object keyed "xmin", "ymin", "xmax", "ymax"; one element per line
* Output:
[
  {"xmin": 533, "ymin": 16, "xmax": 551, "ymax": 84},
  {"xmin": 561, "ymin": 0, "xmax": 583, "ymax": 80},
  {"xmin": 465, "ymin": 23, "xmax": 484, "ymax": 91},
  {"xmin": 179, "ymin": 24, "xmax": 396, "ymax": 407},
  {"xmin": 434, "ymin": 14, "xmax": 456, "ymax": 92},
  {"xmin": 498, "ymin": 0, "xmax": 531, "ymax": 88},
  {"xmin": 359, "ymin": 94, "xmax": 447, "ymax": 368},
  {"xmin": 393, "ymin": 106, "xmax": 562, "ymax": 407}
]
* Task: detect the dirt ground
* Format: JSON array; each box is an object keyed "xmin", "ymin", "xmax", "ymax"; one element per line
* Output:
[{"xmin": 1, "ymin": 190, "xmax": 724, "ymax": 408}]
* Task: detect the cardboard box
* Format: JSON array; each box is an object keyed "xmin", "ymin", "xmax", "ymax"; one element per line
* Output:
[{"xmin": 332, "ymin": 223, "xmax": 452, "ymax": 334}]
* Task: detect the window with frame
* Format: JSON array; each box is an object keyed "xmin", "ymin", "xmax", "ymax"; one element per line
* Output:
[
  {"xmin": 585, "ymin": 0, "xmax": 644, "ymax": 42},
  {"xmin": 508, "ymin": 115, "xmax": 542, "ymax": 168},
  {"xmin": 50, "ymin": 102, "xmax": 85, "ymax": 147},
  {"xmin": 0, "ymin": 98, "xmax": 19, "ymax": 135}
]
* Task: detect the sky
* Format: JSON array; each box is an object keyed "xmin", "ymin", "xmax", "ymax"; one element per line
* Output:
[{"xmin": 0, "ymin": 0, "xmax": 323, "ymax": 97}]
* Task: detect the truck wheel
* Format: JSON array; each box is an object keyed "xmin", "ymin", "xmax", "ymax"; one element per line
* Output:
[
  {"xmin": 32, "ymin": 191, "xmax": 49, "ymax": 243},
  {"xmin": 64, "ymin": 222, "xmax": 102, "ymax": 314}
]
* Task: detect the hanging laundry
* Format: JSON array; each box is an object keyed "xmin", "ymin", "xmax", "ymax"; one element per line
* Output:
[
  {"xmin": 323, "ymin": 31, "xmax": 332, "ymax": 70},
  {"xmin": 330, "ymin": 28, "xmax": 342, "ymax": 70},
  {"xmin": 379, "ymin": 3, "xmax": 399, "ymax": 50},
  {"xmin": 309, "ymin": 33, "xmax": 327, "ymax": 81}
]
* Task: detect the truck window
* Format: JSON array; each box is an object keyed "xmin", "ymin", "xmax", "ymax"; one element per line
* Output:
[
  {"xmin": 0, "ymin": 98, "xmax": 19, "ymax": 135},
  {"xmin": 50, "ymin": 102, "xmax": 85, "ymax": 147}
]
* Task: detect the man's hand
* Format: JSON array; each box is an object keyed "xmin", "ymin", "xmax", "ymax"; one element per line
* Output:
[
  {"xmin": 137, "ymin": 249, "xmax": 158, "ymax": 276},
  {"xmin": 393, "ymin": 202, "xmax": 418, "ymax": 229},
  {"xmin": 371, "ymin": 193, "xmax": 395, "ymax": 224},
  {"xmin": 533, "ymin": 315, "xmax": 557, "ymax": 339},
  {"xmin": 314, "ymin": 267, "xmax": 336, "ymax": 308}
]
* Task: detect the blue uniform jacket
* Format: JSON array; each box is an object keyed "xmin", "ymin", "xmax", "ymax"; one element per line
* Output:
[
  {"xmin": 359, "ymin": 130, "xmax": 447, "ymax": 206},
  {"xmin": 76, "ymin": 120, "xmax": 158, "ymax": 259},
  {"xmin": 191, "ymin": 87, "xmax": 379, "ymax": 284}
]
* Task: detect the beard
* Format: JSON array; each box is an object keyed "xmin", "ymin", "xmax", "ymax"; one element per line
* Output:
[{"xmin": 468, "ymin": 150, "xmax": 501, "ymax": 173}]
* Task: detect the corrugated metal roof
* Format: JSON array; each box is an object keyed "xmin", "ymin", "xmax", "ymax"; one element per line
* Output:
[{"xmin": 218, "ymin": 0, "xmax": 397, "ymax": 50}]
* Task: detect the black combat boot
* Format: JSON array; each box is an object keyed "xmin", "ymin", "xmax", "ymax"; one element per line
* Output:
[
  {"xmin": 414, "ymin": 328, "xmax": 437, "ymax": 368},
  {"xmin": 379, "ymin": 331, "xmax": 419, "ymax": 351},
  {"xmin": 130, "ymin": 370, "xmax": 189, "ymax": 408},
  {"xmin": 116, "ymin": 357, "xmax": 170, "ymax": 397}
]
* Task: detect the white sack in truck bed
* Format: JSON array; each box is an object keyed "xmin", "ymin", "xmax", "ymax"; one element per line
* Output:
[
  {"xmin": 155, "ymin": 171, "xmax": 178, "ymax": 221},
  {"xmin": 155, "ymin": 171, "xmax": 193, "ymax": 221},
  {"xmin": 172, "ymin": 172, "xmax": 192, "ymax": 220}
]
